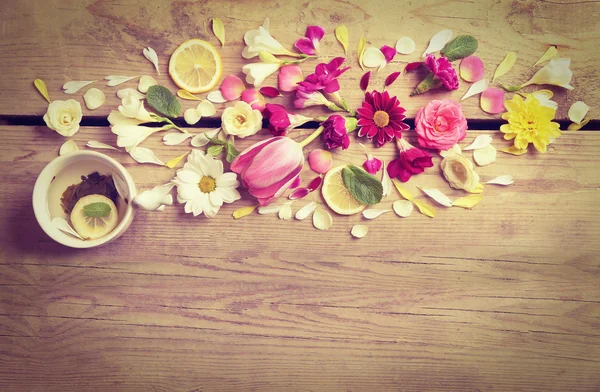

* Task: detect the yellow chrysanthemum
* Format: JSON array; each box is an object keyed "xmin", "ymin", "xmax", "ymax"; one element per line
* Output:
[{"xmin": 500, "ymin": 94, "xmax": 561, "ymax": 153}]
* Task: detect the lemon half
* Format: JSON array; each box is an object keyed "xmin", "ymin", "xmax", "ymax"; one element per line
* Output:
[{"xmin": 168, "ymin": 39, "xmax": 222, "ymax": 94}]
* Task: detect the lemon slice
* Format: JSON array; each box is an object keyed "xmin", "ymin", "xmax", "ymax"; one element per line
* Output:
[
  {"xmin": 322, "ymin": 165, "xmax": 366, "ymax": 215},
  {"xmin": 70, "ymin": 194, "xmax": 119, "ymax": 240},
  {"xmin": 169, "ymin": 39, "xmax": 222, "ymax": 94}
]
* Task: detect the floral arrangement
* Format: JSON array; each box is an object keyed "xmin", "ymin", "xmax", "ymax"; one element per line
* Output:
[{"xmin": 35, "ymin": 17, "xmax": 590, "ymax": 239}]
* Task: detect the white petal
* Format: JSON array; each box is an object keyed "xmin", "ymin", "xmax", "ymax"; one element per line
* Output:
[
  {"xmin": 196, "ymin": 100, "xmax": 216, "ymax": 116},
  {"xmin": 117, "ymin": 88, "xmax": 145, "ymax": 100},
  {"xmin": 395, "ymin": 37, "xmax": 416, "ymax": 55},
  {"xmin": 362, "ymin": 209, "xmax": 391, "ymax": 219},
  {"xmin": 59, "ymin": 140, "xmax": 78, "ymax": 156},
  {"xmin": 258, "ymin": 204, "xmax": 282, "ymax": 215},
  {"xmin": 177, "ymin": 182, "xmax": 200, "ymax": 202},
  {"xmin": 393, "ymin": 200, "xmax": 413, "ymax": 217},
  {"xmin": 184, "ymin": 108, "xmax": 202, "ymax": 125},
  {"xmin": 278, "ymin": 202, "xmax": 293, "ymax": 220},
  {"xmin": 423, "ymin": 29, "xmax": 453, "ymax": 57},
  {"xmin": 138, "ymin": 75, "xmax": 157, "ymax": 93},
  {"xmin": 177, "ymin": 169, "xmax": 201, "ymax": 184},
  {"xmin": 461, "ymin": 79, "xmax": 489, "ymax": 101},
  {"xmin": 487, "ymin": 175, "xmax": 514, "ymax": 186},
  {"xmin": 184, "ymin": 200, "xmax": 193, "ymax": 214},
  {"xmin": 86, "ymin": 140, "xmax": 119, "ymax": 150},
  {"xmin": 191, "ymin": 128, "xmax": 221, "ymax": 147},
  {"xmin": 129, "ymin": 147, "xmax": 165, "ymax": 165},
  {"xmin": 473, "ymin": 144, "xmax": 497, "ymax": 166},
  {"xmin": 568, "ymin": 101, "xmax": 590, "ymax": 124},
  {"xmin": 52, "ymin": 217, "xmax": 84, "ymax": 240},
  {"xmin": 63, "ymin": 81, "xmax": 95, "ymax": 94},
  {"xmin": 381, "ymin": 161, "xmax": 393, "ymax": 197},
  {"xmin": 463, "ymin": 134, "xmax": 493, "ymax": 151},
  {"xmin": 191, "ymin": 195, "xmax": 206, "ymax": 216},
  {"xmin": 217, "ymin": 187, "xmax": 240, "ymax": 203},
  {"xmin": 209, "ymin": 191, "xmax": 224, "ymax": 208},
  {"xmin": 439, "ymin": 144, "xmax": 462, "ymax": 158},
  {"xmin": 134, "ymin": 183, "xmax": 174, "ymax": 211},
  {"xmin": 83, "ymin": 88, "xmax": 105, "ymax": 110},
  {"xmin": 112, "ymin": 172, "xmax": 130, "ymax": 200},
  {"xmin": 207, "ymin": 90, "xmax": 227, "ymax": 103},
  {"xmin": 156, "ymin": 205, "xmax": 165, "ymax": 211},
  {"xmin": 105, "ymin": 75, "xmax": 138, "ymax": 87},
  {"xmin": 313, "ymin": 208, "xmax": 333, "ymax": 230},
  {"xmin": 419, "ymin": 188, "xmax": 453, "ymax": 207},
  {"xmin": 351, "ymin": 224, "xmax": 368, "ymax": 238},
  {"xmin": 216, "ymin": 172, "xmax": 239, "ymax": 188},
  {"xmin": 362, "ymin": 47, "xmax": 387, "ymax": 68},
  {"xmin": 295, "ymin": 201, "xmax": 317, "ymax": 220},
  {"xmin": 163, "ymin": 132, "xmax": 193, "ymax": 146},
  {"xmin": 143, "ymin": 47, "xmax": 160, "ymax": 74}
]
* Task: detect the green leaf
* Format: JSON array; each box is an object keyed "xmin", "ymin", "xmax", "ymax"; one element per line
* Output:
[
  {"xmin": 146, "ymin": 85, "xmax": 182, "ymax": 118},
  {"xmin": 83, "ymin": 202, "xmax": 111, "ymax": 218},
  {"xmin": 207, "ymin": 145, "xmax": 223, "ymax": 156},
  {"xmin": 225, "ymin": 143, "xmax": 239, "ymax": 163},
  {"xmin": 342, "ymin": 165, "xmax": 383, "ymax": 205},
  {"xmin": 207, "ymin": 136, "xmax": 226, "ymax": 145},
  {"xmin": 441, "ymin": 35, "xmax": 478, "ymax": 62}
]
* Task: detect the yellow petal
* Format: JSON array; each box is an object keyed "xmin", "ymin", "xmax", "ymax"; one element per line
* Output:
[
  {"xmin": 534, "ymin": 46, "xmax": 557, "ymax": 66},
  {"xmin": 493, "ymin": 52, "xmax": 517, "ymax": 81},
  {"xmin": 469, "ymin": 183, "xmax": 485, "ymax": 194},
  {"xmin": 414, "ymin": 199, "xmax": 436, "ymax": 218},
  {"xmin": 392, "ymin": 180, "xmax": 415, "ymax": 201},
  {"xmin": 357, "ymin": 36, "xmax": 367, "ymax": 71},
  {"xmin": 177, "ymin": 89, "xmax": 202, "ymax": 101},
  {"xmin": 335, "ymin": 25, "xmax": 349, "ymax": 55},
  {"xmin": 499, "ymin": 146, "xmax": 528, "ymax": 155},
  {"xmin": 165, "ymin": 152, "xmax": 189, "ymax": 169},
  {"xmin": 567, "ymin": 117, "xmax": 591, "ymax": 131},
  {"xmin": 233, "ymin": 204, "xmax": 259, "ymax": 219},
  {"xmin": 452, "ymin": 194, "xmax": 483, "ymax": 209},
  {"xmin": 212, "ymin": 17, "xmax": 225, "ymax": 47},
  {"xmin": 34, "ymin": 79, "xmax": 51, "ymax": 103}
]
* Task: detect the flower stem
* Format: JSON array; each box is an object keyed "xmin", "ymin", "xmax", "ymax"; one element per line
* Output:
[
  {"xmin": 299, "ymin": 126, "xmax": 324, "ymax": 148},
  {"xmin": 410, "ymin": 72, "xmax": 442, "ymax": 96}
]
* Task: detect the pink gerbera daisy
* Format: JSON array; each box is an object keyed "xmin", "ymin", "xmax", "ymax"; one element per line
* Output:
[{"xmin": 356, "ymin": 90, "xmax": 410, "ymax": 147}]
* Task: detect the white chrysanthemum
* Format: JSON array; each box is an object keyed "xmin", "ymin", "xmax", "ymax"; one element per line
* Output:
[{"xmin": 172, "ymin": 150, "xmax": 241, "ymax": 218}]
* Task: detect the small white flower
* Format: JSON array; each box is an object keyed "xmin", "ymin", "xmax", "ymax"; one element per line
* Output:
[
  {"xmin": 242, "ymin": 62, "xmax": 282, "ymax": 87},
  {"xmin": 43, "ymin": 99, "xmax": 83, "ymax": 137},
  {"xmin": 221, "ymin": 101, "xmax": 262, "ymax": 138},
  {"xmin": 242, "ymin": 20, "xmax": 293, "ymax": 59},
  {"xmin": 118, "ymin": 95, "xmax": 155, "ymax": 122},
  {"xmin": 172, "ymin": 150, "xmax": 241, "ymax": 218},
  {"xmin": 522, "ymin": 58, "xmax": 574, "ymax": 90}
]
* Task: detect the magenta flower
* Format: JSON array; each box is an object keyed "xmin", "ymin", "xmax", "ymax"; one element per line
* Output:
[
  {"xmin": 294, "ymin": 25, "xmax": 325, "ymax": 56},
  {"xmin": 357, "ymin": 90, "xmax": 410, "ymax": 147},
  {"xmin": 231, "ymin": 137, "xmax": 304, "ymax": 206},
  {"xmin": 294, "ymin": 89, "xmax": 340, "ymax": 111},
  {"xmin": 297, "ymin": 57, "xmax": 350, "ymax": 94},
  {"xmin": 425, "ymin": 54, "xmax": 459, "ymax": 90},
  {"xmin": 381, "ymin": 45, "xmax": 396, "ymax": 63},
  {"xmin": 263, "ymin": 103, "xmax": 312, "ymax": 136},
  {"xmin": 278, "ymin": 64, "xmax": 304, "ymax": 92},
  {"xmin": 321, "ymin": 114, "xmax": 351, "ymax": 150},
  {"xmin": 387, "ymin": 138, "xmax": 434, "ymax": 182}
]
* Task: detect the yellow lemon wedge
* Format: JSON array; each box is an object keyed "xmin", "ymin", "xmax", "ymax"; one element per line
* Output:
[
  {"xmin": 168, "ymin": 39, "xmax": 222, "ymax": 94},
  {"xmin": 321, "ymin": 165, "xmax": 366, "ymax": 215}
]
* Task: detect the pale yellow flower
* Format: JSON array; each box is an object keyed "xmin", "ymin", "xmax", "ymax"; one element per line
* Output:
[
  {"xmin": 440, "ymin": 146, "xmax": 480, "ymax": 192},
  {"xmin": 221, "ymin": 101, "xmax": 262, "ymax": 138},
  {"xmin": 43, "ymin": 99, "xmax": 82, "ymax": 137}
]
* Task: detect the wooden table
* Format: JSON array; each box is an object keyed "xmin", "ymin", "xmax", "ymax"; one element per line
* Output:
[{"xmin": 1, "ymin": 0, "xmax": 599, "ymax": 390}]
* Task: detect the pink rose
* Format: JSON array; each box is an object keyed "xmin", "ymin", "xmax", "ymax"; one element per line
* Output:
[{"xmin": 415, "ymin": 100, "xmax": 467, "ymax": 150}]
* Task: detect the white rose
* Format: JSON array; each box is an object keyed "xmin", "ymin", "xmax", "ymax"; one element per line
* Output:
[
  {"xmin": 440, "ymin": 151, "xmax": 480, "ymax": 192},
  {"xmin": 43, "ymin": 99, "xmax": 82, "ymax": 137},
  {"xmin": 221, "ymin": 101, "xmax": 263, "ymax": 138}
]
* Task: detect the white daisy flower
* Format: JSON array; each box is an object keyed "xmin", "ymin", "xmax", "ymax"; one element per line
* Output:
[{"xmin": 172, "ymin": 150, "xmax": 241, "ymax": 218}]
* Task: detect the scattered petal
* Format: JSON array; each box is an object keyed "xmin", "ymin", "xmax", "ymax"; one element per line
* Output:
[
  {"xmin": 393, "ymin": 199, "xmax": 413, "ymax": 217},
  {"xmin": 34, "ymin": 79, "xmax": 51, "ymax": 103},
  {"xmin": 259, "ymin": 86, "xmax": 280, "ymax": 98},
  {"xmin": 392, "ymin": 180, "xmax": 415, "ymax": 201},
  {"xmin": 419, "ymin": 188, "xmax": 452, "ymax": 207},
  {"xmin": 134, "ymin": 183, "xmax": 174, "ymax": 211},
  {"xmin": 233, "ymin": 204, "xmax": 259, "ymax": 219},
  {"xmin": 357, "ymin": 36, "xmax": 367, "ymax": 70},
  {"xmin": 534, "ymin": 46, "xmax": 557, "ymax": 66},
  {"xmin": 105, "ymin": 75, "xmax": 138, "ymax": 87},
  {"xmin": 351, "ymin": 224, "xmax": 368, "ymax": 238},
  {"xmin": 308, "ymin": 149, "xmax": 333, "ymax": 174},
  {"xmin": 258, "ymin": 204, "xmax": 282, "ymax": 215},
  {"xmin": 461, "ymin": 79, "xmax": 489, "ymax": 101},
  {"xmin": 165, "ymin": 152, "xmax": 189, "ymax": 169},
  {"xmin": 207, "ymin": 90, "xmax": 227, "ymax": 103},
  {"xmin": 191, "ymin": 128, "xmax": 220, "ymax": 147},
  {"xmin": 487, "ymin": 175, "xmax": 514, "ymax": 185},
  {"xmin": 129, "ymin": 147, "xmax": 165, "ymax": 165},
  {"xmin": 295, "ymin": 202, "xmax": 317, "ymax": 220},
  {"xmin": 381, "ymin": 45, "xmax": 396, "ymax": 63},
  {"xmin": 59, "ymin": 140, "xmax": 78, "ymax": 156},
  {"xmin": 493, "ymin": 52, "xmax": 517, "ymax": 81},
  {"xmin": 362, "ymin": 208, "xmax": 391, "ymax": 219},
  {"xmin": 184, "ymin": 108, "xmax": 202, "ymax": 125},
  {"xmin": 439, "ymin": 144, "xmax": 462, "ymax": 158},
  {"xmin": 423, "ymin": 29, "xmax": 453, "ymax": 57},
  {"xmin": 499, "ymin": 146, "xmax": 527, "ymax": 155},
  {"xmin": 278, "ymin": 202, "xmax": 293, "ymax": 220},
  {"xmin": 463, "ymin": 134, "xmax": 493, "ymax": 150},
  {"xmin": 395, "ymin": 36, "xmax": 416, "ymax": 55},
  {"xmin": 112, "ymin": 172, "xmax": 129, "ymax": 200},
  {"xmin": 138, "ymin": 75, "xmax": 157, "ymax": 93},
  {"xmin": 177, "ymin": 90, "xmax": 201, "ymax": 101},
  {"xmin": 480, "ymin": 87, "xmax": 505, "ymax": 114},
  {"xmin": 362, "ymin": 47, "xmax": 386, "ymax": 68},
  {"xmin": 143, "ymin": 47, "xmax": 160, "ymax": 74},
  {"xmin": 313, "ymin": 207, "xmax": 333, "ymax": 230},
  {"xmin": 83, "ymin": 88, "xmax": 105, "ymax": 110},
  {"xmin": 363, "ymin": 156, "xmax": 382, "ymax": 174},
  {"xmin": 335, "ymin": 25, "xmax": 349, "ymax": 54},
  {"xmin": 452, "ymin": 194, "xmax": 483, "ymax": 209},
  {"xmin": 212, "ymin": 17, "xmax": 225, "ymax": 46},
  {"xmin": 404, "ymin": 61, "xmax": 424, "ymax": 73},
  {"xmin": 117, "ymin": 88, "xmax": 145, "ymax": 100},
  {"xmin": 86, "ymin": 141, "xmax": 119, "ymax": 150},
  {"xmin": 414, "ymin": 199, "xmax": 436, "ymax": 218},
  {"xmin": 384, "ymin": 71, "xmax": 401, "ymax": 88},
  {"xmin": 381, "ymin": 161, "xmax": 393, "ymax": 197},
  {"xmin": 289, "ymin": 187, "xmax": 309, "ymax": 200},
  {"xmin": 360, "ymin": 71, "xmax": 371, "ymax": 92},
  {"xmin": 528, "ymin": 90, "xmax": 558, "ymax": 110},
  {"xmin": 473, "ymin": 144, "xmax": 497, "ymax": 166},
  {"xmin": 220, "ymin": 75, "xmax": 245, "ymax": 100},
  {"xmin": 63, "ymin": 81, "xmax": 95, "ymax": 94},
  {"xmin": 52, "ymin": 217, "xmax": 84, "ymax": 240},
  {"xmin": 196, "ymin": 100, "xmax": 216, "ymax": 116},
  {"xmin": 568, "ymin": 117, "xmax": 591, "ymax": 131},
  {"xmin": 241, "ymin": 88, "xmax": 266, "ymax": 111},
  {"xmin": 307, "ymin": 176, "xmax": 323, "ymax": 191},
  {"xmin": 568, "ymin": 101, "xmax": 590, "ymax": 124},
  {"xmin": 163, "ymin": 132, "xmax": 193, "ymax": 146},
  {"xmin": 459, "ymin": 56, "xmax": 485, "ymax": 82}
]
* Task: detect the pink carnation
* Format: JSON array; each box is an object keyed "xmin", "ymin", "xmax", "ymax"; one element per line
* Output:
[
  {"xmin": 425, "ymin": 54, "xmax": 459, "ymax": 90},
  {"xmin": 415, "ymin": 100, "xmax": 468, "ymax": 150}
]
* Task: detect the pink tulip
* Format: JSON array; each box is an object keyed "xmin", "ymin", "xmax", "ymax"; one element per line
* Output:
[
  {"xmin": 278, "ymin": 64, "xmax": 304, "ymax": 92},
  {"xmin": 231, "ymin": 137, "xmax": 304, "ymax": 205}
]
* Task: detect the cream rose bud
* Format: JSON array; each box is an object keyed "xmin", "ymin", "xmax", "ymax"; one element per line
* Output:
[
  {"xmin": 43, "ymin": 99, "xmax": 83, "ymax": 137},
  {"xmin": 440, "ymin": 153, "xmax": 480, "ymax": 192},
  {"xmin": 221, "ymin": 101, "xmax": 263, "ymax": 138}
]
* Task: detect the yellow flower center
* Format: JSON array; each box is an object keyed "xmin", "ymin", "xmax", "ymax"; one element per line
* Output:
[
  {"xmin": 450, "ymin": 161, "xmax": 468, "ymax": 182},
  {"xmin": 60, "ymin": 113, "xmax": 73, "ymax": 125},
  {"xmin": 373, "ymin": 110, "xmax": 389, "ymax": 128},
  {"xmin": 198, "ymin": 176, "xmax": 216, "ymax": 193},
  {"xmin": 235, "ymin": 114, "xmax": 247, "ymax": 127}
]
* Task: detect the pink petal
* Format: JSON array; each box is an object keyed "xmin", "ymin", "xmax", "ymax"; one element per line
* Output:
[
  {"xmin": 231, "ymin": 137, "xmax": 280, "ymax": 175},
  {"xmin": 259, "ymin": 86, "xmax": 280, "ymax": 98},
  {"xmin": 305, "ymin": 25, "xmax": 325, "ymax": 43},
  {"xmin": 459, "ymin": 56, "xmax": 485, "ymax": 82},
  {"xmin": 278, "ymin": 65, "xmax": 304, "ymax": 92},
  {"xmin": 290, "ymin": 176, "xmax": 301, "ymax": 189},
  {"xmin": 220, "ymin": 75, "xmax": 245, "ymax": 101},
  {"xmin": 480, "ymin": 87, "xmax": 505, "ymax": 114},
  {"xmin": 381, "ymin": 45, "xmax": 396, "ymax": 63},
  {"xmin": 294, "ymin": 37, "xmax": 316, "ymax": 55},
  {"xmin": 307, "ymin": 176, "xmax": 323, "ymax": 191},
  {"xmin": 360, "ymin": 71, "xmax": 371, "ymax": 92},
  {"xmin": 404, "ymin": 62, "xmax": 424, "ymax": 73},
  {"xmin": 241, "ymin": 88, "xmax": 266, "ymax": 112},
  {"xmin": 308, "ymin": 149, "xmax": 333, "ymax": 174},
  {"xmin": 289, "ymin": 187, "xmax": 309, "ymax": 200},
  {"xmin": 385, "ymin": 72, "xmax": 401, "ymax": 88}
]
